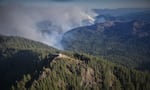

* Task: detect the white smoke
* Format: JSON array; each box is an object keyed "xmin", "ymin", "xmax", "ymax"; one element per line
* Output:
[{"xmin": 0, "ymin": 4, "xmax": 97, "ymax": 49}]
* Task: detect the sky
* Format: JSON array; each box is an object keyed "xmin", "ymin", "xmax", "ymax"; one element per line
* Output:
[
  {"xmin": 0, "ymin": 0, "xmax": 150, "ymax": 49},
  {"xmin": 0, "ymin": 0, "xmax": 150, "ymax": 9}
]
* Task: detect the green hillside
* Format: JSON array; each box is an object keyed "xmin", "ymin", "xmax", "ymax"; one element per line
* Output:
[
  {"xmin": 62, "ymin": 20, "xmax": 150, "ymax": 71},
  {"xmin": 0, "ymin": 35, "xmax": 150, "ymax": 90},
  {"xmin": 0, "ymin": 34, "xmax": 57, "ymax": 51}
]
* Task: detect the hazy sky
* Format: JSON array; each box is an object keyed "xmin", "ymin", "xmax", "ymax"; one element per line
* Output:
[{"xmin": 0, "ymin": 0, "xmax": 150, "ymax": 9}]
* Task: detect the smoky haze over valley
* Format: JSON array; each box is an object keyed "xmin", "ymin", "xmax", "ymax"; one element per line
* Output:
[{"xmin": 0, "ymin": 5, "xmax": 96, "ymax": 49}]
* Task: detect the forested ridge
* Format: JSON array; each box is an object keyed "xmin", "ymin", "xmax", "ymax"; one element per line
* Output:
[{"xmin": 0, "ymin": 35, "xmax": 150, "ymax": 90}]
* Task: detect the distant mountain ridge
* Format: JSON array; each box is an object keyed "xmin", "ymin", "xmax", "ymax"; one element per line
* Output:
[
  {"xmin": 94, "ymin": 8, "xmax": 150, "ymax": 23},
  {"xmin": 93, "ymin": 8, "xmax": 150, "ymax": 17}
]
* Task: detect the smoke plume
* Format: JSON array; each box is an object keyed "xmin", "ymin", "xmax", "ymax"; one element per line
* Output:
[{"xmin": 0, "ymin": 4, "xmax": 97, "ymax": 49}]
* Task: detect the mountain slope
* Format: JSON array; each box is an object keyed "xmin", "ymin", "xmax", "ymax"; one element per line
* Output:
[
  {"xmin": 13, "ymin": 52, "xmax": 150, "ymax": 90},
  {"xmin": 0, "ymin": 35, "xmax": 59, "ymax": 90},
  {"xmin": 61, "ymin": 20, "xmax": 150, "ymax": 71},
  {"xmin": 0, "ymin": 34, "xmax": 57, "ymax": 50},
  {"xmin": 0, "ymin": 35, "xmax": 150, "ymax": 90}
]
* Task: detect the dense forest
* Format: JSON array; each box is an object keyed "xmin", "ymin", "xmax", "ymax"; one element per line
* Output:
[
  {"xmin": 0, "ymin": 35, "xmax": 150, "ymax": 90},
  {"xmin": 62, "ymin": 20, "xmax": 150, "ymax": 71}
]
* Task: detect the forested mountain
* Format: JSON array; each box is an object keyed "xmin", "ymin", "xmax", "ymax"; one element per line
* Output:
[
  {"xmin": 0, "ymin": 35, "xmax": 58, "ymax": 90},
  {"xmin": 61, "ymin": 20, "xmax": 150, "ymax": 71},
  {"xmin": 0, "ymin": 35, "xmax": 150, "ymax": 90}
]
